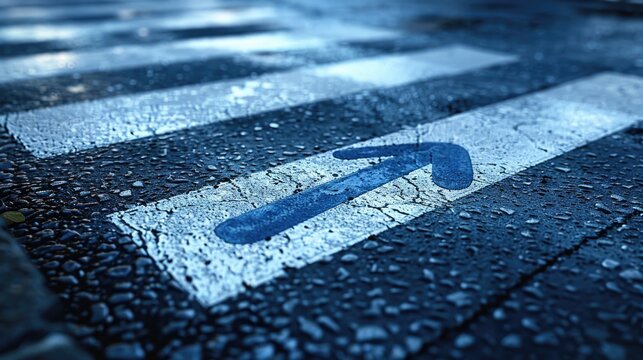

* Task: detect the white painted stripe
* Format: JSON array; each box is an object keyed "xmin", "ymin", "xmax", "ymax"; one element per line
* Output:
[
  {"xmin": 0, "ymin": 1, "xmax": 228, "ymax": 20},
  {"xmin": 0, "ymin": 0, "xmax": 144, "ymax": 6},
  {"xmin": 0, "ymin": 23, "xmax": 398, "ymax": 84},
  {"xmin": 0, "ymin": 0, "xmax": 129, "ymax": 6},
  {"xmin": 109, "ymin": 72, "xmax": 643, "ymax": 306},
  {"xmin": 4, "ymin": 45, "xmax": 514, "ymax": 158},
  {"xmin": 0, "ymin": 7, "xmax": 283, "ymax": 43}
]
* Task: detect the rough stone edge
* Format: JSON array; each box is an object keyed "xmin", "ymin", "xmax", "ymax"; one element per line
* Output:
[{"xmin": 0, "ymin": 222, "xmax": 92, "ymax": 360}]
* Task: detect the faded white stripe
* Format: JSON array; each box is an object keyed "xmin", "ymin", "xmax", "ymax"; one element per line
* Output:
[
  {"xmin": 110, "ymin": 72, "xmax": 643, "ymax": 306},
  {"xmin": 5, "ymin": 45, "xmax": 515, "ymax": 158},
  {"xmin": 0, "ymin": 7, "xmax": 282, "ymax": 43},
  {"xmin": 0, "ymin": 22, "xmax": 398, "ymax": 84},
  {"xmin": 0, "ymin": 1, "xmax": 228, "ymax": 20}
]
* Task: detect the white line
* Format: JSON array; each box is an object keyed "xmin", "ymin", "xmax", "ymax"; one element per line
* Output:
[
  {"xmin": 4, "ymin": 44, "xmax": 515, "ymax": 158},
  {"xmin": 0, "ymin": 1, "xmax": 229, "ymax": 20},
  {"xmin": 110, "ymin": 72, "xmax": 643, "ymax": 307},
  {"xmin": 0, "ymin": 22, "xmax": 398, "ymax": 84},
  {"xmin": 0, "ymin": 7, "xmax": 283, "ymax": 43},
  {"xmin": 0, "ymin": 0, "xmax": 131, "ymax": 7},
  {"xmin": 0, "ymin": 0, "xmax": 152, "ymax": 6}
]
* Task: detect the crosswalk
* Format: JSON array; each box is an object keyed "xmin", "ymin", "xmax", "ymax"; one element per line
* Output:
[
  {"xmin": 3, "ymin": 0, "xmax": 642, "ymax": 319},
  {"xmin": 5, "ymin": 45, "xmax": 513, "ymax": 157},
  {"xmin": 0, "ymin": 0, "xmax": 231, "ymax": 22},
  {"xmin": 0, "ymin": 6, "xmax": 282, "ymax": 43},
  {"xmin": 110, "ymin": 73, "xmax": 643, "ymax": 306},
  {"xmin": 0, "ymin": 22, "xmax": 398, "ymax": 84}
]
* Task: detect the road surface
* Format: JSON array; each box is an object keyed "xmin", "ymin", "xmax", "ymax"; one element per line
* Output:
[{"xmin": 0, "ymin": 0, "xmax": 641, "ymax": 359}]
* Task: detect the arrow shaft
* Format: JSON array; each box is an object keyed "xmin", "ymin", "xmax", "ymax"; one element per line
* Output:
[{"xmin": 215, "ymin": 150, "xmax": 433, "ymax": 245}]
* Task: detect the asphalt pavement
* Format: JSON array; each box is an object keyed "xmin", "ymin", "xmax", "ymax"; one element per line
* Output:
[{"xmin": 0, "ymin": 0, "xmax": 641, "ymax": 359}]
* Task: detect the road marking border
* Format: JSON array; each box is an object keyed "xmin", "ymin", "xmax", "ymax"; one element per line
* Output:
[{"xmin": 110, "ymin": 72, "xmax": 643, "ymax": 306}]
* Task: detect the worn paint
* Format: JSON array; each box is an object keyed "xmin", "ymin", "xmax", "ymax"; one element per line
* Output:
[
  {"xmin": 5, "ymin": 45, "xmax": 514, "ymax": 157},
  {"xmin": 110, "ymin": 73, "xmax": 643, "ymax": 306}
]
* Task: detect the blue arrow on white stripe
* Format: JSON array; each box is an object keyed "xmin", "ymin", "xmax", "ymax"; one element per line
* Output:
[{"xmin": 110, "ymin": 72, "xmax": 643, "ymax": 306}]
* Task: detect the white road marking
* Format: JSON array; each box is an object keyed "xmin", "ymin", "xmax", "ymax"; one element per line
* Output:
[
  {"xmin": 0, "ymin": 22, "xmax": 398, "ymax": 84},
  {"xmin": 4, "ymin": 44, "xmax": 514, "ymax": 158},
  {"xmin": 0, "ymin": 7, "xmax": 283, "ymax": 43},
  {"xmin": 110, "ymin": 72, "xmax": 643, "ymax": 307},
  {"xmin": 0, "ymin": 0, "xmax": 228, "ymax": 20}
]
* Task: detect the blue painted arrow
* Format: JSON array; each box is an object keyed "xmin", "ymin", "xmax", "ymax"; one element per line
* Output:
[{"xmin": 215, "ymin": 142, "xmax": 473, "ymax": 245}]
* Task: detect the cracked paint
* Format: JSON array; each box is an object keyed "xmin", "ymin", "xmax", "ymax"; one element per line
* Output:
[{"xmin": 110, "ymin": 72, "xmax": 642, "ymax": 307}]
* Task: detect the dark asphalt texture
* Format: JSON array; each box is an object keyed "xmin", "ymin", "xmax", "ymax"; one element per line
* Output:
[
  {"xmin": 0, "ymin": 0, "xmax": 641, "ymax": 359},
  {"xmin": 0, "ymin": 227, "xmax": 91, "ymax": 359}
]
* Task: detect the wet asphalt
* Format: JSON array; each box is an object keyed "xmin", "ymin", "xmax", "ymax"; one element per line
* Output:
[{"xmin": 0, "ymin": 0, "xmax": 641, "ymax": 359}]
